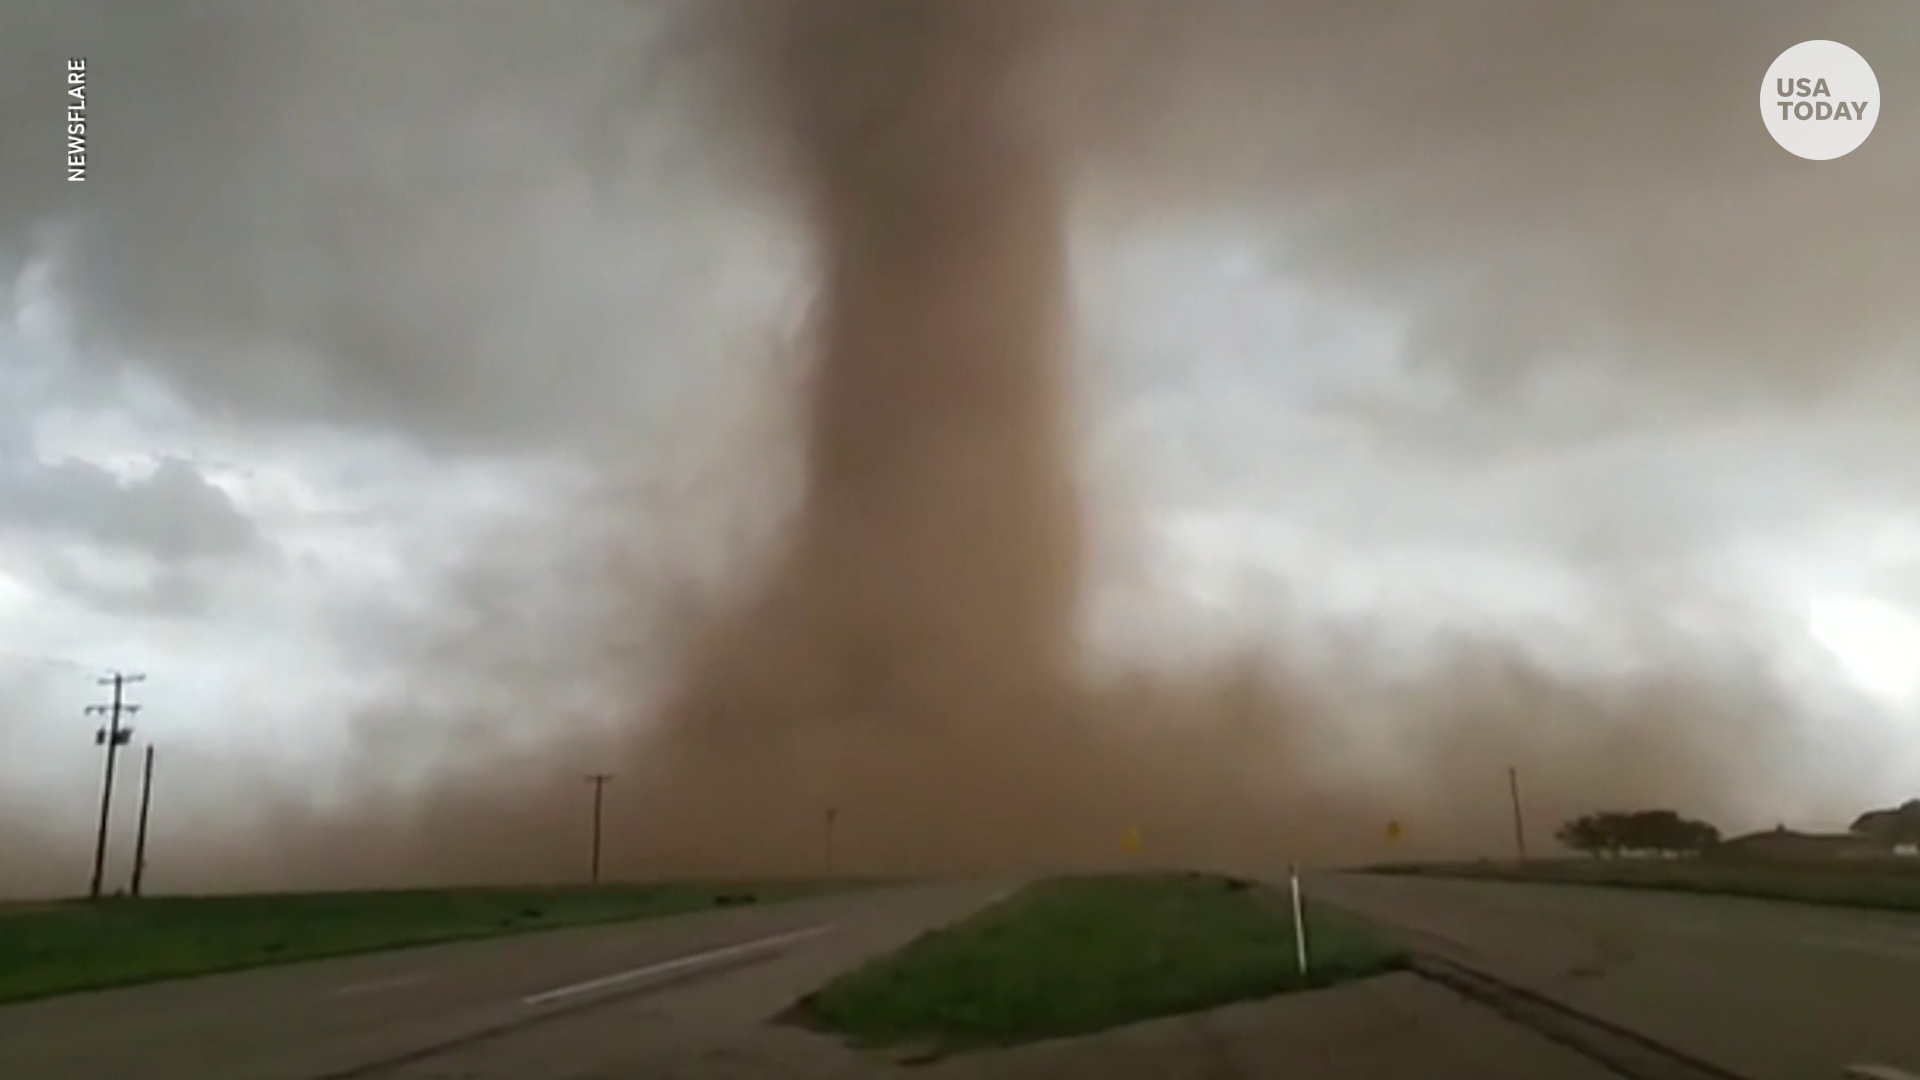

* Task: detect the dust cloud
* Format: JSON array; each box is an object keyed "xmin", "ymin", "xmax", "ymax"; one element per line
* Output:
[
  {"xmin": 190, "ymin": 0, "xmax": 1803, "ymax": 889},
  {"xmin": 5, "ymin": 0, "xmax": 1914, "ymax": 893},
  {"xmin": 549, "ymin": 0, "xmax": 1796, "ymax": 880}
]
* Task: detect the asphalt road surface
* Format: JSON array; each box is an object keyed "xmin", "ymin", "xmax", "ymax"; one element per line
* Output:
[
  {"xmin": 0, "ymin": 874, "xmax": 1634, "ymax": 1080},
  {"xmin": 8, "ymin": 874, "xmax": 1917, "ymax": 1080},
  {"xmin": 0, "ymin": 881, "xmax": 1013, "ymax": 1080},
  {"xmin": 1315, "ymin": 872, "xmax": 1920, "ymax": 1080}
]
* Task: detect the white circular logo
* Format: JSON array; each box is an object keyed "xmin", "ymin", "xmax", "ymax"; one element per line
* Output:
[{"xmin": 1762, "ymin": 40, "xmax": 1879, "ymax": 160}]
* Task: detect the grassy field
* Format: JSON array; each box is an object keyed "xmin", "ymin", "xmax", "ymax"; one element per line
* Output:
[
  {"xmin": 1364, "ymin": 856, "xmax": 1920, "ymax": 912},
  {"xmin": 792, "ymin": 872, "xmax": 1406, "ymax": 1054},
  {"xmin": 0, "ymin": 880, "xmax": 855, "ymax": 1004}
]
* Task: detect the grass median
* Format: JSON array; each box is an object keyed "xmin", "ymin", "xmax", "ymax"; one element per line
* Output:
[
  {"xmin": 792, "ymin": 872, "xmax": 1406, "ymax": 1053},
  {"xmin": 0, "ymin": 879, "xmax": 860, "ymax": 1004},
  {"xmin": 1364, "ymin": 857, "xmax": 1920, "ymax": 912}
]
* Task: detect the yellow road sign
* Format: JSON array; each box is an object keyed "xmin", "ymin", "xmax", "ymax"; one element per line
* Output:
[
  {"xmin": 1122, "ymin": 827, "xmax": 1142, "ymax": 854},
  {"xmin": 1385, "ymin": 819, "xmax": 1403, "ymax": 842}
]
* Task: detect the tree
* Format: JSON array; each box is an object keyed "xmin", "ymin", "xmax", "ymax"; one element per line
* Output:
[
  {"xmin": 1624, "ymin": 809, "xmax": 1681, "ymax": 852},
  {"xmin": 1554, "ymin": 811, "xmax": 1637, "ymax": 857},
  {"xmin": 1555, "ymin": 813, "xmax": 1612, "ymax": 856},
  {"xmin": 1671, "ymin": 817, "xmax": 1722, "ymax": 854},
  {"xmin": 1632, "ymin": 809, "xmax": 1719, "ymax": 855},
  {"xmin": 1555, "ymin": 808, "xmax": 1720, "ymax": 857}
]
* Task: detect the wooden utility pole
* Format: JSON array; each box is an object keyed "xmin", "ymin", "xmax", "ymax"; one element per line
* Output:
[
  {"xmin": 585, "ymin": 773, "xmax": 614, "ymax": 884},
  {"xmin": 824, "ymin": 805, "xmax": 839, "ymax": 877},
  {"xmin": 130, "ymin": 745, "xmax": 156, "ymax": 897},
  {"xmin": 85, "ymin": 672, "xmax": 144, "ymax": 900},
  {"xmin": 1508, "ymin": 765, "xmax": 1529, "ymax": 862}
]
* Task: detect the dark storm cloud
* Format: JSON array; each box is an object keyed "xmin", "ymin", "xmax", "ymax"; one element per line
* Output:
[
  {"xmin": 0, "ymin": 456, "xmax": 259, "ymax": 563},
  {"xmin": 0, "ymin": 0, "xmax": 1910, "ymax": 893},
  {"xmin": 1, "ymin": 1, "xmax": 1914, "ymax": 459},
  {"xmin": 0, "ymin": 0, "xmax": 767, "ymax": 452}
]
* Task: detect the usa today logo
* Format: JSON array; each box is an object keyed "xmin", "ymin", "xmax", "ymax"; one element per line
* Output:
[{"xmin": 1762, "ymin": 40, "xmax": 1879, "ymax": 160}]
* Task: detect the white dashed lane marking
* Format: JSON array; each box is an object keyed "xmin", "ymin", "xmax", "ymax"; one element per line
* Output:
[
  {"xmin": 1844, "ymin": 1065, "xmax": 1920, "ymax": 1080},
  {"xmin": 518, "ymin": 924, "xmax": 834, "ymax": 1007}
]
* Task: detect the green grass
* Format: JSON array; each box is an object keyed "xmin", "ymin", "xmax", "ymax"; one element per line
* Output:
[
  {"xmin": 0, "ymin": 879, "xmax": 860, "ymax": 1004},
  {"xmin": 1363, "ymin": 857, "xmax": 1920, "ymax": 912},
  {"xmin": 792, "ymin": 872, "xmax": 1406, "ymax": 1053}
]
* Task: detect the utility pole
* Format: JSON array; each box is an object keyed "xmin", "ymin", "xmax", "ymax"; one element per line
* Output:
[
  {"xmin": 85, "ymin": 672, "xmax": 144, "ymax": 901},
  {"xmin": 130, "ymin": 744, "xmax": 156, "ymax": 898},
  {"xmin": 585, "ymin": 773, "xmax": 613, "ymax": 885},
  {"xmin": 1507, "ymin": 765, "xmax": 1528, "ymax": 862},
  {"xmin": 824, "ymin": 805, "xmax": 839, "ymax": 878}
]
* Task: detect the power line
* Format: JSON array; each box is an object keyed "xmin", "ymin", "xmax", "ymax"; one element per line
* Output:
[{"xmin": 84, "ymin": 671, "xmax": 144, "ymax": 901}]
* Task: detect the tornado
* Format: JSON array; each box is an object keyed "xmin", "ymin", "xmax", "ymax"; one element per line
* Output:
[{"xmin": 621, "ymin": 0, "xmax": 1113, "ymax": 875}]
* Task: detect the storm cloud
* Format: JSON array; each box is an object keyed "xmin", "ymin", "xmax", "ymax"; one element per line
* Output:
[{"xmin": 0, "ymin": 0, "xmax": 1914, "ymax": 892}]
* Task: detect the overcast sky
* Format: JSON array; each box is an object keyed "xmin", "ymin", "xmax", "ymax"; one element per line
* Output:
[{"xmin": 3, "ymin": 1, "xmax": 1919, "ymax": 881}]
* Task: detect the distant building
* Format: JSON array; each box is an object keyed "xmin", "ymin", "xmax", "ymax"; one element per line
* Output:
[
  {"xmin": 1851, "ymin": 800, "xmax": 1920, "ymax": 849},
  {"xmin": 1716, "ymin": 825, "xmax": 1892, "ymax": 862}
]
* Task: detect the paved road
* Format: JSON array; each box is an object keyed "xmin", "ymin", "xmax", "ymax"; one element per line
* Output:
[
  {"xmin": 0, "ymin": 872, "xmax": 1633, "ymax": 1080},
  {"xmin": 15, "ymin": 872, "xmax": 1910, "ymax": 1079},
  {"xmin": 1315, "ymin": 872, "xmax": 1920, "ymax": 1080},
  {"xmin": 0, "ymin": 881, "xmax": 1013, "ymax": 1080}
]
